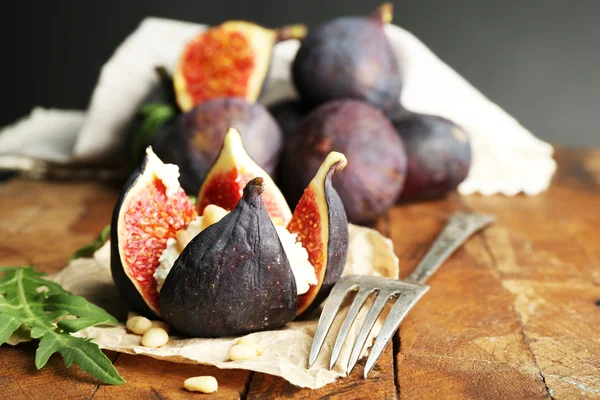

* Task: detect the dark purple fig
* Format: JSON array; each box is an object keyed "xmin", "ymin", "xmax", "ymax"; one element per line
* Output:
[
  {"xmin": 152, "ymin": 97, "xmax": 283, "ymax": 194},
  {"xmin": 267, "ymin": 99, "xmax": 313, "ymax": 138},
  {"xmin": 280, "ymin": 99, "xmax": 407, "ymax": 224},
  {"xmin": 160, "ymin": 178, "xmax": 297, "ymax": 337},
  {"xmin": 292, "ymin": 3, "xmax": 402, "ymax": 114},
  {"xmin": 393, "ymin": 113, "xmax": 472, "ymax": 202}
]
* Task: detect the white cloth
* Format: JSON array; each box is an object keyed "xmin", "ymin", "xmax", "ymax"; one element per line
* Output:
[{"xmin": 0, "ymin": 17, "xmax": 556, "ymax": 196}]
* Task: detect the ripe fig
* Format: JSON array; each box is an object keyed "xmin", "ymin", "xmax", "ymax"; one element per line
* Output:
[
  {"xmin": 288, "ymin": 152, "xmax": 349, "ymax": 315},
  {"xmin": 194, "ymin": 127, "xmax": 349, "ymax": 314},
  {"xmin": 393, "ymin": 113, "xmax": 472, "ymax": 201},
  {"xmin": 196, "ymin": 127, "xmax": 292, "ymax": 226},
  {"xmin": 152, "ymin": 98, "xmax": 283, "ymax": 194},
  {"xmin": 280, "ymin": 99, "xmax": 407, "ymax": 224},
  {"xmin": 174, "ymin": 21, "xmax": 307, "ymax": 111},
  {"xmin": 159, "ymin": 178, "xmax": 298, "ymax": 337},
  {"xmin": 292, "ymin": 3, "xmax": 402, "ymax": 114},
  {"xmin": 267, "ymin": 99, "xmax": 313, "ymax": 138},
  {"xmin": 110, "ymin": 148, "xmax": 198, "ymax": 318}
]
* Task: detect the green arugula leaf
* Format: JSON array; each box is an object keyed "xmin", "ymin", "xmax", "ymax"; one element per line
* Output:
[
  {"xmin": 0, "ymin": 313, "xmax": 21, "ymax": 344},
  {"xmin": 70, "ymin": 224, "xmax": 110, "ymax": 261},
  {"xmin": 0, "ymin": 266, "xmax": 124, "ymax": 385},
  {"xmin": 132, "ymin": 102, "xmax": 176, "ymax": 166}
]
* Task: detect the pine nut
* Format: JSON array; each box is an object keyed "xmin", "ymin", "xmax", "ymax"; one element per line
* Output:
[
  {"xmin": 201, "ymin": 205, "xmax": 228, "ymax": 229},
  {"xmin": 141, "ymin": 327, "xmax": 169, "ymax": 348},
  {"xmin": 235, "ymin": 336, "xmax": 264, "ymax": 355},
  {"xmin": 151, "ymin": 320, "xmax": 170, "ymax": 332},
  {"xmin": 126, "ymin": 316, "xmax": 152, "ymax": 335},
  {"xmin": 229, "ymin": 344, "xmax": 258, "ymax": 361},
  {"xmin": 175, "ymin": 230, "xmax": 191, "ymax": 253},
  {"xmin": 184, "ymin": 376, "xmax": 218, "ymax": 393}
]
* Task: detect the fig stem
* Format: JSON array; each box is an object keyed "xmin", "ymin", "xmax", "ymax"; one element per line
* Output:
[
  {"xmin": 276, "ymin": 24, "xmax": 308, "ymax": 42},
  {"xmin": 372, "ymin": 2, "xmax": 394, "ymax": 24},
  {"xmin": 154, "ymin": 66, "xmax": 171, "ymax": 83}
]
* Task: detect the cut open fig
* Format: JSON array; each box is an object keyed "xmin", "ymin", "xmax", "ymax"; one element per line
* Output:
[
  {"xmin": 160, "ymin": 178, "xmax": 298, "ymax": 337},
  {"xmin": 174, "ymin": 21, "xmax": 307, "ymax": 112},
  {"xmin": 110, "ymin": 148, "xmax": 197, "ymax": 318},
  {"xmin": 288, "ymin": 152, "xmax": 349, "ymax": 315},
  {"xmin": 196, "ymin": 127, "xmax": 292, "ymax": 226},
  {"xmin": 196, "ymin": 130, "xmax": 349, "ymax": 315}
]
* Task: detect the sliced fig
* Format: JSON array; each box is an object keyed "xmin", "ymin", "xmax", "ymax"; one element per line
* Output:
[
  {"xmin": 196, "ymin": 127, "xmax": 292, "ymax": 226},
  {"xmin": 160, "ymin": 178, "xmax": 298, "ymax": 337},
  {"xmin": 288, "ymin": 152, "xmax": 349, "ymax": 315},
  {"xmin": 110, "ymin": 148, "xmax": 197, "ymax": 318},
  {"xmin": 174, "ymin": 21, "xmax": 307, "ymax": 112}
]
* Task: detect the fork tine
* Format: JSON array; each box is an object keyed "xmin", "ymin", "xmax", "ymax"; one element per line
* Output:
[
  {"xmin": 308, "ymin": 282, "xmax": 355, "ymax": 367},
  {"xmin": 363, "ymin": 287, "xmax": 429, "ymax": 378},
  {"xmin": 329, "ymin": 288, "xmax": 375, "ymax": 369},
  {"xmin": 346, "ymin": 291, "xmax": 391, "ymax": 374}
]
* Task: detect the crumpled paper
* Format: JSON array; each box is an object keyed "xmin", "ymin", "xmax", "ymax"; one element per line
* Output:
[
  {"xmin": 51, "ymin": 224, "xmax": 399, "ymax": 389},
  {"xmin": 0, "ymin": 17, "xmax": 555, "ymax": 196}
]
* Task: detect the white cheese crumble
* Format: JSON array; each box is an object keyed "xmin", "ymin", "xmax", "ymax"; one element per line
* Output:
[
  {"xmin": 154, "ymin": 216, "xmax": 317, "ymax": 295},
  {"xmin": 274, "ymin": 227, "xmax": 318, "ymax": 295},
  {"xmin": 155, "ymin": 163, "xmax": 181, "ymax": 198}
]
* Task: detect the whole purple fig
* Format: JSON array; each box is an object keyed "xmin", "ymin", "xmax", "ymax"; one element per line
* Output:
[
  {"xmin": 279, "ymin": 99, "xmax": 407, "ymax": 224},
  {"xmin": 292, "ymin": 3, "xmax": 402, "ymax": 115},
  {"xmin": 393, "ymin": 113, "xmax": 472, "ymax": 202},
  {"xmin": 152, "ymin": 97, "xmax": 283, "ymax": 194}
]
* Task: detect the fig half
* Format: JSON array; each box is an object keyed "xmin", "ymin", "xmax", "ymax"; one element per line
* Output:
[
  {"xmin": 196, "ymin": 127, "xmax": 292, "ymax": 226},
  {"xmin": 174, "ymin": 21, "xmax": 307, "ymax": 112},
  {"xmin": 160, "ymin": 178, "xmax": 298, "ymax": 337},
  {"xmin": 110, "ymin": 148, "xmax": 197, "ymax": 318},
  {"xmin": 288, "ymin": 151, "xmax": 349, "ymax": 315}
]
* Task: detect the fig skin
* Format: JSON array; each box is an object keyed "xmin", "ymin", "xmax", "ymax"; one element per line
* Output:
[
  {"xmin": 152, "ymin": 98, "xmax": 283, "ymax": 194},
  {"xmin": 291, "ymin": 3, "xmax": 402, "ymax": 114},
  {"xmin": 280, "ymin": 99, "xmax": 407, "ymax": 224},
  {"xmin": 393, "ymin": 113, "xmax": 472, "ymax": 202},
  {"xmin": 267, "ymin": 99, "xmax": 313, "ymax": 139},
  {"xmin": 160, "ymin": 178, "xmax": 298, "ymax": 338}
]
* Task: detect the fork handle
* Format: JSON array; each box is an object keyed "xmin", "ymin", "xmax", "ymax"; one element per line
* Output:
[{"xmin": 405, "ymin": 212, "xmax": 494, "ymax": 285}]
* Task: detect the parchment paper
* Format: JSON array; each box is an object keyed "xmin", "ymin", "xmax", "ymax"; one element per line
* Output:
[{"xmin": 51, "ymin": 224, "xmax": 399, "ymax": 389}]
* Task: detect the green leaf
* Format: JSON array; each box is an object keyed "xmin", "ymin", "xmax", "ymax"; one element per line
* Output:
[
  {"xmin": 36, "ymin": 334, "xmax": 124, "ymax": 385},
  {"xmin": 132, "ymin": 102, "xmax": 176, "ymax": 166},
  {"xmin": 0, "ymin": 314, "xmax": 21, "ymax": 345},
  {"xmin": 0, "ymin": 266, "xmax": 124, "ymax": 385},
  {"xmin": 70, "ymin": 225, "xmax": 110, "ymax": 261},
  {"xmin": 45, "ymin": 294, "xmax": 118, "ymax": 332}
]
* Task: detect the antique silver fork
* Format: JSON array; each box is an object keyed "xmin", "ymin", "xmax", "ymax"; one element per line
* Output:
[{"xmin": 308, "ymin": 212, "xmax": 494, "ymax": 377}]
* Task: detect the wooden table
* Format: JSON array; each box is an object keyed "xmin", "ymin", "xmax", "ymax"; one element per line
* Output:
[{"xmin": 1, "ymin": 148, "xmax": 599, "ymax": 399}]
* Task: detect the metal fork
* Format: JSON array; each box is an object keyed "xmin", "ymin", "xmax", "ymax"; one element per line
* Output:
[{"xmin": 308, "ymin": 212, "xmax": 494, "ymax": 377}]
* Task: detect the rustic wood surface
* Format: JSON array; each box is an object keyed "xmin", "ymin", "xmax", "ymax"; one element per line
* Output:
[{"xmin": 0, "ymin": 148, "xmax": 599, "ymax": 399}]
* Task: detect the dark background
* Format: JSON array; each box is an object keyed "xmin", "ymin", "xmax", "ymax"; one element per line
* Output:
[{"xmin": 1, "ymin": 0, "xmax": 598, "ymax": 146}]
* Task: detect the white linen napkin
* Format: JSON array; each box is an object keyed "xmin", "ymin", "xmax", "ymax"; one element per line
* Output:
[{"xmin": 0, "ymin": 17, "xmax": 556, "ymax": 195}]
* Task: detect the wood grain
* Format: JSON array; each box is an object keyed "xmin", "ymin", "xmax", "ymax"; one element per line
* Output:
[{"xmin": 0, "ymin": 148, "xmax": 599, "ymax": 399}]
